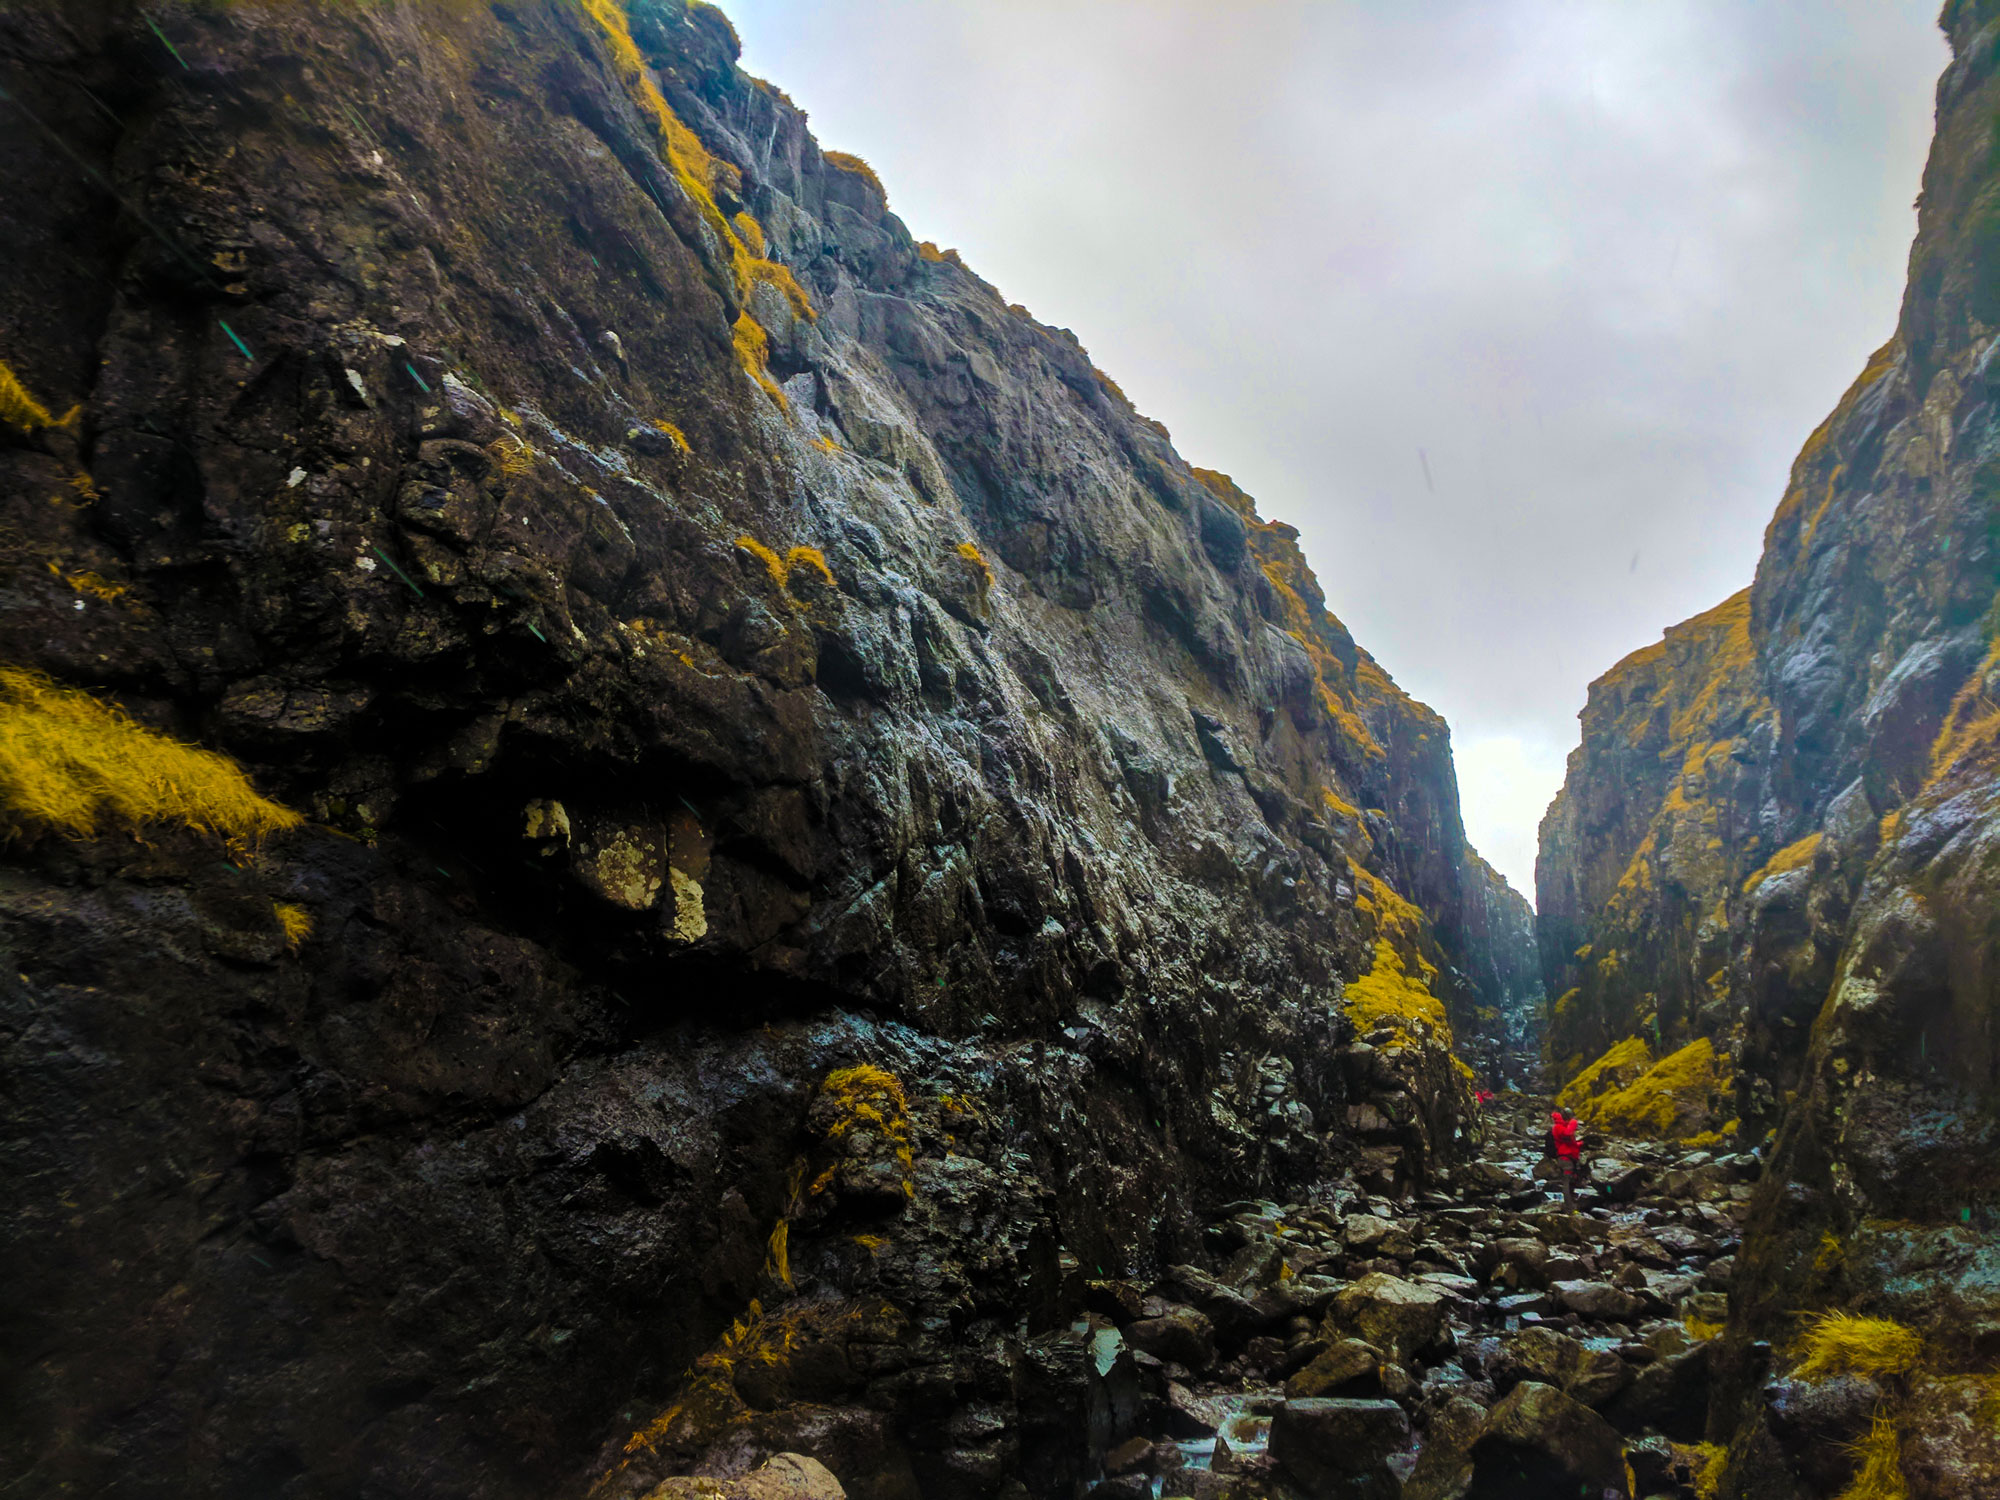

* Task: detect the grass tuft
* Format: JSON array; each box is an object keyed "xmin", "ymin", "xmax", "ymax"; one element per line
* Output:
[
  {"xmin": 0, "ymin": 666, "xmax": 300, "ymax": 845},
  {"xmin": 1835, "ymin": 1410, "xmax": 1910, "ymax": 1500},
  {"xmin": 0, "ymin": 360, "xmax": 71, "ymax": 432},
  {"xmin": 1795, "ymin": 1312, "xmax": 1924, "ymax": 1383},
  {"xmin": 275, "ymin": 902, "xmax": 313, "ymax": 949}
]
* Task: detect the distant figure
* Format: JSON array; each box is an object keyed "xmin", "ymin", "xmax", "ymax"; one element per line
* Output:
[{"xmin": 1550, "ymin": 1107, "xmax": 1582, "ymax": 1205}]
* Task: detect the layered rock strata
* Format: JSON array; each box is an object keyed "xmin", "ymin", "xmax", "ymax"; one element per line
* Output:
[{"xmin": 0, "ymin": 2, "xmax": 1534, "ymax": 1496}]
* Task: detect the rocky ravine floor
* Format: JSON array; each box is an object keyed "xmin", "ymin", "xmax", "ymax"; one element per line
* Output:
[{"xmin": 675, "ymin": 1089, "xmax": 1755, "ymax": 1500}]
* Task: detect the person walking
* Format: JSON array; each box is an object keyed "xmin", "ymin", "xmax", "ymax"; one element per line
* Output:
[{"xmin": 1550, "ymin": 1106, "xmax": 1582, "ymax": 1206}]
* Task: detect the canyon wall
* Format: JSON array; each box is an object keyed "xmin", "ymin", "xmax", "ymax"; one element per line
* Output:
[
  {"xmin": 0, "ymin": 2, "xmax": 1534, "ymax": 1496},
  {"xmin": 1537, "ymin": 1, "xmax": 2000, "ymax": 1490}
]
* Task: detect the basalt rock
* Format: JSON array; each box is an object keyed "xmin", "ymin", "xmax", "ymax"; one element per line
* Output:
[
  {"xmin": 0, "ymin": 3, "xmax": 1536, "ymax": 1498},
  {"xmin": 1537, "ymin": 4, "xmax": 2000, "ymax": 1494}
]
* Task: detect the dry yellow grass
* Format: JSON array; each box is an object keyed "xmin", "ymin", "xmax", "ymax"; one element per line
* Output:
[
  {"xmin": 275, "ymin": 902, "xmax": 313, "ymax": 949},
  {"xmin": 0, "ymin": 666, "xmax": 300, "ymax": 844},
  {"xmin": 0, "ymin": 360, "xmax": 62, "ymax": 431},
  {"xmin": 1836, "ymin": 1410, "xmax": 1910, "ymax": 1500},
  {"xmin": 1795, "ymin": 1311, "xmax": 1923, "ymax": 1382}
]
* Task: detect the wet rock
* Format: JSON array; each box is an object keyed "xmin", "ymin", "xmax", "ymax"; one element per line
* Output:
[
  {"xmin": 1164, "ymin": 1382, "xmax": 1223, "ymax": 1438},
  {"xmin": 644, "ymin": 1452, "xmax": 845, "ymax": 1499},
  {"xmin": 1550, "ymin": 1280, "xmax": 1644, "ymax": 1322},
  {"xmin": 1489, "ymin": 1237, "xmax": 1551, "ymax": 1289},
  {"xmin": 1403, "ymin": 1394, "xmax": 1487, "ymax": 1500},
  {"xmin": 1760, "ymin": 1375, "xmax": 1883, "ymax": 1490},
  {"xmin": 1270, "ymin": 1398, "xmax": 1409, "ymax": 1498},
  {"xmin": 1467, "ymin": 1381, "xmax": 1631, "ymax": 1499},
  {"xmin": 1285, "ymin": 1338, "xmax": 1384, "ymax": 1398},
  {"xmin": 1494, "ymin": 1326, "xmax": 1632, "ymax": 1407},
  {"xmin": 1603, "ymin": 1344, "xmax": 1711, "ymax": 1442},
  {"xmin": 1125, "ymin": 1307, "xmax": 1216, "ymax": 1372},
  {"xmin": 1326, "ymin": 1272, "xmax": 1449, "ymax": 1363}
]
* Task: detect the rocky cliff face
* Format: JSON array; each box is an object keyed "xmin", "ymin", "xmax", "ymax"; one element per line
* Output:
[
  {"xmin": 1537, "ymin": 3, "xmax": 2000, "ymax": 1492},
  {"xmin": 0, "ymin": 3, "xmax": 1534, "ymax": 1496}
]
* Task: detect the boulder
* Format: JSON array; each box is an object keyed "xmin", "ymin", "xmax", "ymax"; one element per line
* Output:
[
  {"xmin": 1468, "ymin": 1382, "xmax": 1631, "ymax": 1499},
  {"xmin": 1285, "ymin": 1338, "xmax": 1384, "ymax": 1398},
  {"xmin": 1490, "ymin": 1237, "xmax": 1550, "ymax": 1289},
  {"xmin": 1603, "ymin": 1344, "xmax": 1712, "ymax": 1441},
  {"xmin": 1494, "ymin": 1326, "xmax": 1632, "ymax": 1407},
  {"xmin": 1344, "ymin": 1213, "xmax": 1396, "ymax": 1254},
  {"xmin": 1589, "ymin": 1157, "xmax": 1649, "ymax": 1201},
  {"xmin": 644, "ymin": 1452, "xmax": 845, "ymax": 1499},
  {"xmin": 1762, "ymin": 1375, "xmax": 1884, "ymax": 1491},
  {"xmin": 1270, "ymin": 1398, "xmax": 1409, "ymax": 1498},
  {"xmin": 1124, "ymin": 1306, "xmax": 1215, "ymax": 1371},
  {"xmin": 1325, "ymin": 1272, "xmax": 1449, "ymax": 1362},
  {"xmin": 1164, "ymin": 1381, "xmax": 1223, "ymax": 1437},
  {"xmin": 1402, "ymin": 1395, "xmax": 1487, "ymax": 1500},
  {"xmin": 1550, "ymin": 1279, "xmax": 1645, "ymax": 1321}
]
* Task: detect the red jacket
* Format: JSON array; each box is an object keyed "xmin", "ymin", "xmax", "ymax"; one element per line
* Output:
[{"xmin": 1550, "ymin": 1112, "xmax": 1581, "ymax": 1162}]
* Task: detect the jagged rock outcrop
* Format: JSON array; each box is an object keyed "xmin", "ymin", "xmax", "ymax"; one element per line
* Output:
[
  {"xmin": 0, "ymin": 3, "xmax": 1532, "ymax": 1497},
  {"xmin": 1538, "ymin": 3, "xmax": 2000, "ymax": 1492}
]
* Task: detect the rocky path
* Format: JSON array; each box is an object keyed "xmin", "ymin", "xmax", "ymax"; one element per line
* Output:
[{"xmin": 1074, "ymin": 1092, "xmax": 1759, "ymax": 1500}]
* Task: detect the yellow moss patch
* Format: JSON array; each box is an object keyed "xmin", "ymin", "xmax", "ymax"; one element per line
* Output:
[
  {"xmin": 954, "ymin": 541, "xmax": 994, "ymax": 591},
  {"xmin": 1345, "ymin": 939, "xmax": 1450, "ymax": 1045},
  {"xmin": 785, "ymin": 546, "xmax": 834, "ymax": 589},
  {"xmin": 822, "ymin": 149, "xmax": 884, "ymax": 199},
  {"xmin": 274, "ymin": 902, "xmax": 312, "ymax": 950},
  {"xmin": 1836, "ymin": 1410, "xmax": 1910, "ymax": 1500},
  {"xmin": 818, "ymin": 1064, "xmax": 913, "ymax": 1191},
  {"xmin": 60, "ymin": 568, "xmax": 127, "ymax": 603},
  {"xmin": 735, "ymin": 533, "xmax": 787, "ymax": 588},
  {"xmin": 1795, "ymin": 1312, "xmax": 1924, "ymax": 1383},
  {"xmin": 732, "ymin": 312, "xmax": 786, "ymax": 407},
  {"xmin": 1321, "ymin": 786, "xmax": 1361, "ymax": 820},
  {"xmin": 1557, "ymin": 1036, "xmax": 1654, "ymax": 1111},
  {"xmin": 0, "ymin": 666, "xmax": 300, "ymax": 845},
  {"xmin": 1693, "ymin": 1442, "xmax": 1727, "ymax": 1500},
  {"xmin": 1743, "ymin": 831, "xmax": 1823, "ymax": 893},
  {"xmin": 1684, "ymin": 1309, "xmax": 1728, "ymax": 1342},
  {"xmin": 735, "ymin": 535, "xmax": 834, "ymax": 593},
  {"xmin": 650, "ymin": 417, "xmax": 692, "ymax": 456},
  {"xmin": 1570, "ymin": 1037, "xmax": 1732, "ymax": 1141}
]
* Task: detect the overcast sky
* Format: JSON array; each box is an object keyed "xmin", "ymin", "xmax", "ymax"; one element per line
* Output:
[{"xmin": 721, "ymin": 0, "xmax": 1947, "ymax": 901}]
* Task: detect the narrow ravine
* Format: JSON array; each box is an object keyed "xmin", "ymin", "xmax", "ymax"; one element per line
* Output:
[{"xmin": 1067, "ymin": 1075, "xmax": 1749, "ymax": 1499}]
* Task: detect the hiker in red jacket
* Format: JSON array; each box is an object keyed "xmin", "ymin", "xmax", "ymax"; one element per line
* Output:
[{"xmin": 1550, "ymin": 1107, "xmax": 1582, "ymax": 1205}]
